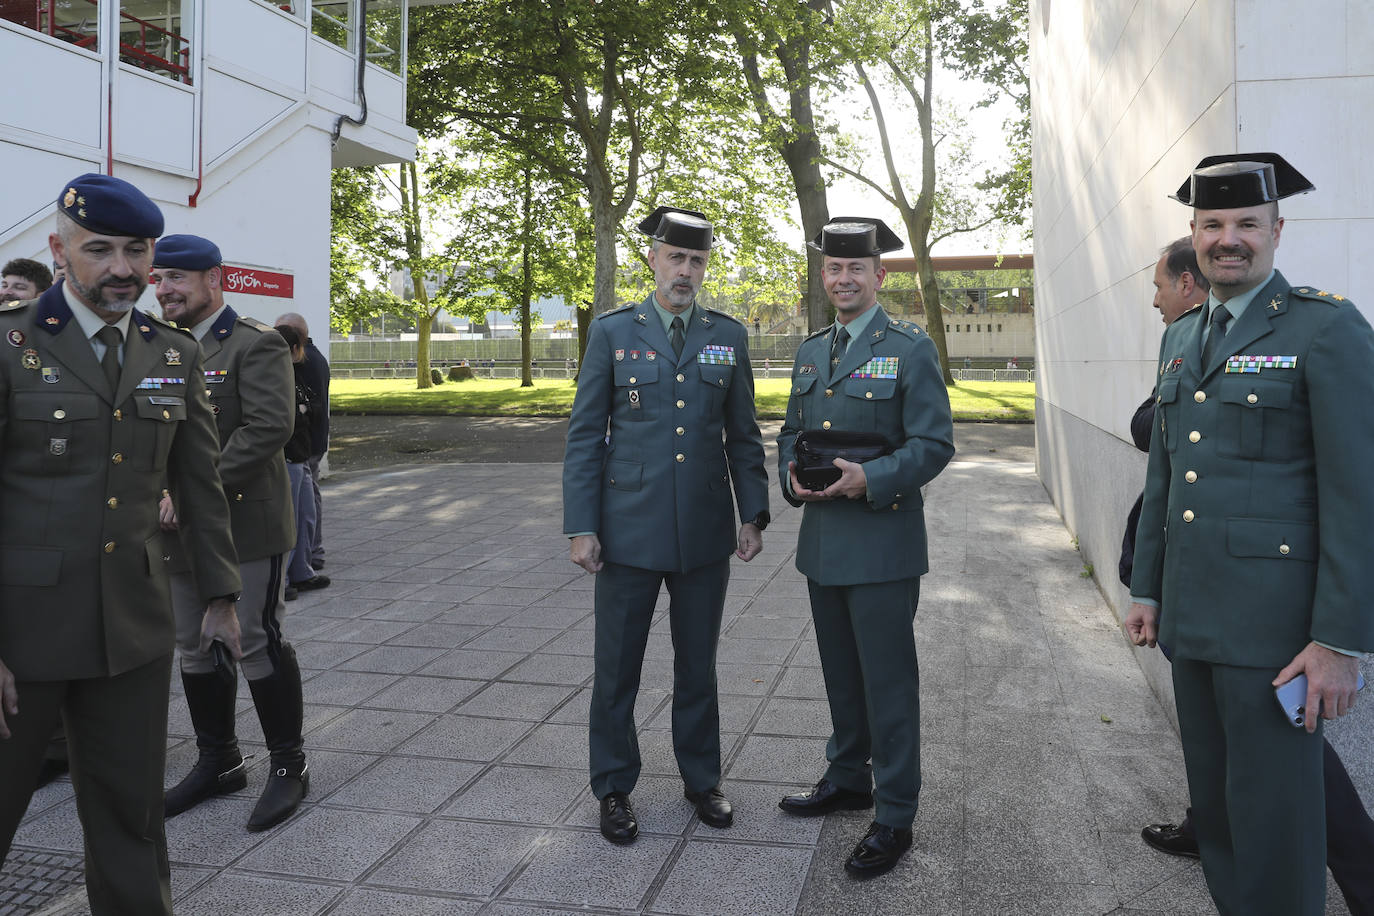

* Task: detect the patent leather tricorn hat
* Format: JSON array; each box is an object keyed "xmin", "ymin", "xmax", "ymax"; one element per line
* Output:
[
  {"xmin": 638, "ymin": 206, "xmax": 717, "ymax": 250},
  {"xmin": 1171, "ymin": 153, "xmax": 1314, "ymax": 208},
  {"xmin": 807, "ymin": 217, "xmax": 905, "ymax": 257}
]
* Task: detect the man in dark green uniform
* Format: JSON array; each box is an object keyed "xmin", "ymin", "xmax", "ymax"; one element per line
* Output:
[
  {"xmin": 0, "ymin": 174, "xmax": 241, "ymax": 914},
  {"xmin": 563, "ymin": 206, "xmax": 770, "ymax": 845},
  {"xmin": 1128, "ymin": 154, "xmax": 1374, "ymax": 916},
  {"xmin": 151, "ymin": 235, "xmax": 310, "ymax": 831},
  {"xmin": 776, "ymin": 218, "xmax": 954, "ymax": 878}
]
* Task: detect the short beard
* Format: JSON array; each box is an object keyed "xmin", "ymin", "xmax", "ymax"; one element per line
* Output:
[{"xmin": 67, "ymin": 272, "xmax": 143, "ymax": 314}]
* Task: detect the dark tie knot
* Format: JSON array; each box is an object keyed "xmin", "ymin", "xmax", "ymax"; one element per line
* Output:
[{"xmin": 1210, "ymin": 304, "xmax": 1231, "ymax": 332}]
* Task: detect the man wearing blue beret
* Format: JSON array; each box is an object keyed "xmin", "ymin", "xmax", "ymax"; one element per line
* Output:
[
  {"xmin": 1128, "ymin": 154, "xmax": 1374, "ymax": 915},
  {"xmin": 563, "ymin": 206, "xmax": 769, "ymax": 845},
  {"xmin": 151, "ymin": 235, "xmax": 310, "ymax": 831},
  {"xmin": 776, "ymin": 217, "xmax": 954, "ymax": 879},
  {"xmin": 0, "ymin": 174, "xmax": 240, "ymax": 914}
]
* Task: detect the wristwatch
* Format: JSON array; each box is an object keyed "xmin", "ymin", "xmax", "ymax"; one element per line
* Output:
[{"xmin": 751, "ymin": 511, "xmax": 770, "ymax": 531}]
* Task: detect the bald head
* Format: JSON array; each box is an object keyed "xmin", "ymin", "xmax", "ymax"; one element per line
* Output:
[{"xmin": 275, "ymin": 312, "xmax": 308, "ymax": 340}]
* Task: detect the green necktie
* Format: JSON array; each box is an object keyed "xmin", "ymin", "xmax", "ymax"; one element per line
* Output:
[
  {"xmin": 830, "ymin": 325, "xmax": 849, "ymax": 367},
  {"xmin": 97, "ymin": 325, "xmax": 123, "ymax": 391},
  {"xmin": 1201, "ymin": 304, "xmax": 1231, "ymax": 367},
  {"xmin": 670, "ymin": 316, "xmax": 685, "ymax": 357}
]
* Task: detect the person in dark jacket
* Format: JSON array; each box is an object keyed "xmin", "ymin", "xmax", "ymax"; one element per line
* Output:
[{"xmin": 274, "ymin": 324, "xmax": 328, "ymax": 600}]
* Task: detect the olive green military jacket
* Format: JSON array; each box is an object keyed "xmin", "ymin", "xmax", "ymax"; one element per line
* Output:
[
  {"xmin": 1131, "ymin": 271, "xmax": 1374, "ymax": 665},
  {"xmin": 0, "ymin": 285, "xmax": 240, "ymax": 681},
  {"xmin": 169, "ymin": 305, "xmax": 295, "ymax": 567},
  {"xmin": 778, "ymin": 306, "xmax": 955, "ymax": 586},
  {"xmin": 563, "ymin": 295, "xmax": 769, "ymax": 573}
]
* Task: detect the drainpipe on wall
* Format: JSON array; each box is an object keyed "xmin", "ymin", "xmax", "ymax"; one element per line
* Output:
[{"xmin": 331, "ymin": 0, "xmax": 369, "ymax": 147}]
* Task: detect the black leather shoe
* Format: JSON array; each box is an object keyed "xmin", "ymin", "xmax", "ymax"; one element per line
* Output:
[
  {"xmin": 600, "ymin": 792, "xmax": 638, "ymax": 845},
  {"xmin": 1141, "ymin": 822, "xmax": 1199, "ymax": 858},
  {"xmin": 779, "ymin": 778, "xmax": 873, "ymax": 816},
  {"xmin": 844, "ymin": 822, "xmax": 913, "ymax": 878},
  {"xmin": 684, "ymin": 787, "xmax": 733, "ymax": 828},
  {"xmin": 291, "ymin": 574, "xmax": 330, "ymax": 592},
  {"xmin": 248, "ymin": 762, "xmax": 309, "ymax": 831}
]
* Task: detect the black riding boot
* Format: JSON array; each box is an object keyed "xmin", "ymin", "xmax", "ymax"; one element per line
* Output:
[
  {"xmin": 164, "ymin": 665, "xmax": 246, "ymax": 818},
  {"xmin": 246, "ymin": 645, "xmax": 309, "ymax": 830}
]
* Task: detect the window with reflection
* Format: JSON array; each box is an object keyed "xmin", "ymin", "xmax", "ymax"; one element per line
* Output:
[
  {"xmin": 365, "ymin": 0, "xmax": 401, "ymax": 75},
  {"xmin": 311, "ymin": 0, "xmax": 351, "ymax": 50},
  {"xmin": 119, "ymin": 0, "xmax": 192, "ymax": 83},
  {"xmin": 6, "ymin": 1, "xmax": 101, "ymax": 52}
]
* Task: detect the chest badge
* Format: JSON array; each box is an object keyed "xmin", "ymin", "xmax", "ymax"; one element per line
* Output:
[
  {"xmin": 21, "ymin": 349, "xmax": 40, "ymax": 370},
  {"xmin": 48, "ymin": 438, "xmax": 67, "ymax": 456},
  {"xmin": 41, "ymin": 367, "xmax": 60, "ymax": 384},
  {"xmin": 628, "ymin": 389, "xmax": 641, "ymax": 409},
  {"xmin": 615, "ymin": 349, "xmax": 625, "ymax": 361},
  {"xmin": 6, "ymin": 329, "xmax": 25, "ymax": 347},
  {"xmin": 164, "ymin": 347, "xmax": 182, "ymax": 366},
  {"xmin": 647, "ymin": 350, "xmax": 656, "ymax": 361}
]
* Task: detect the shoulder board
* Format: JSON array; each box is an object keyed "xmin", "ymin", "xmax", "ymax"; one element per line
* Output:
[
  {"xmin": 145, "ymin": 312, "xmax": 197, "ymax": 339},
  {"xmin": 239, "ymin": 316, "xmax": 275, "ymax": 333},
  {"xmin": 703, "ymin": 307, "xmax": 743, "ymax": 326},
  {"xmin": 0, "ymin": 299, "xmax": 30, "ymax": 313},
  {"xmin": 804, "ymin": 324, "xmax": 832, "ymax": 342},
  {"xmin": 1290, "ymin": 286, "xmax": 1353, "ymax": 306},
  {"xmin": 887, "ymin": 319, "xmax": 923, "ymax": 338},
  {"xmin": 595, "ymin": 305, "xmax": 635, "ymax": 320},
  {"xmin": 1180, "ymin": 302, "xmax": 1204, "ymax": 318}
]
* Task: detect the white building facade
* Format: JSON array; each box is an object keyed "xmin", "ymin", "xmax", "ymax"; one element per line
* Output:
[
  {"xmin": 0, "ymin": 0, "xmax": 417, "ymax": 342},
  {"xmin": 1031, "ymin": 1, "xmax": 1374, "ymax": 709}
]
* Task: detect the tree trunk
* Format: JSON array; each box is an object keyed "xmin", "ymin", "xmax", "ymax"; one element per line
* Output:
[
  {"xmin": 912, "ymin": 232, "xmax": 954, "ymax": 385},
  {"xmin": 399, "ymin": 161, "xmax": 434, "ymax": 390},
  {"xmin": 520, "ymin": 169, "xmax": 534, "ymax": 388},
  {"xmin": 416, "ymin": 316, "xmax": 433, "ymax": 387}
]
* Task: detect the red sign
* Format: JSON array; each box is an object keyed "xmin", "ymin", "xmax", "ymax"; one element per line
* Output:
[{"xmin": 221, "ymin": 265, "xmax": 294, "ymax": 299}]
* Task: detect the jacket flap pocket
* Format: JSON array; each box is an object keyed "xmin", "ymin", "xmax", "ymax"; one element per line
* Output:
[
  {"xmin": 613, "ymin": 363, "xmax": 658, "ymax": 386},
  {"xmin": 606, "ymin": 459, "xmax": 643, "ymax": 491},
  {"xmin": 1226, "ymin": 517, "xmax": 1315, "ymax": 561},
  {"xmin": 1220, "ymin": 377, "xmax": 1292, "ymax": 409},
  {"xmin": 791, "ymin": 375, "xmax": 818, "ymax": 395},
  {"xmin": 1156, "ymin": 377, "xmax": 1180, "ymax": 404},
  {"xmin": 698, "ymin": 364, "xmax": 733, "ymax": 389},
  {"xmin": 135, "ymin": 395, "xmax": 186, "ymax": 422},
  {"xmin": 846, "ymin": 379, "xmax": 897, "ymax": 401},
  {"xmin": 12, "ymin": 392, "xmax": 102, "ymax": 422}
]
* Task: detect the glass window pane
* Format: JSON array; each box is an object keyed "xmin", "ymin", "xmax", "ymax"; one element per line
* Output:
[
  {"xmin": 365, "ymin": 0, "xmax": 401, "ymax": 75},
  {"xmin": 119, "ymin": 1, "xmax": 192, "ymax": 84},
  {"xmin": 312, "ymin": 0, "xmax": 351, "ymax": 50},
  {"xmin": 16, "ymin": 1, "xmax": 101, "ymax": 52}
]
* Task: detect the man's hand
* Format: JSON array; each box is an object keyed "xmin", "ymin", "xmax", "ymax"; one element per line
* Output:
[
  {"xmin": 158, "ymin": 493, "xmax": 179, "ymax": 532},
  {"xmin": 0, "ymin": 656, "xmax": 17, "ymax": 740},
  {"xmin": 570, "ymin": 534, "xmax": 603, "ymax": 574},
  {"xmin": 1125, "ymin": 602, "xmax": 1159, "ymax": 648},
  {"xmin": 788, "ymin": 461, "xmax": 831, "ymax": 502},
  {"xmin": 200, "ymin": 597, "xmax": 242, "ymax": 659},
  {"xmin": 1274, "ymin": 642, "xmax": 1362, "ymax": 734},
  {"xmin": 736, "ymin": 522, "xmax": 762, "ymax": 562},
  {"xmin": 821, "ymin": 458, "xmax": 868, "ymax": 500}
]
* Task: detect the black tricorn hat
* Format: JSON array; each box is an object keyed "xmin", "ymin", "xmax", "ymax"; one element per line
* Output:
[
  {"xmin": 638, "ymin": 206, "xmax": 717, "ymax": 250},
  {"xmin": 807, "ymin": 217, "xmax": 905, "ymax": 257},
  {"xmin": 1171, "ymin": 153, "xmax": 1314, "ymax": 208}
]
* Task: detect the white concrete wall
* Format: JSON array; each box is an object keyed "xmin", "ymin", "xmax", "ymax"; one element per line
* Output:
[
  {"xmin": 0, "ymin": 1, "xmax": 417, "ymax": 353},
  {"xmin": 1031, "ymin": 0, "xmax": 1374, "ymax": 722}
]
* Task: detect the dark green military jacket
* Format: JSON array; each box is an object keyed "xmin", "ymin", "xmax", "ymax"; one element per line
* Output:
[
  {"xmin": 1131, "ymin": 271, "xmax": 1374, "ymax": 665},
  {"xmin": 778, "ymin": 305, "xmax": 954, "ymax": 586},
  {"xmin": 0, "ymin": 285, "xmax": 240, "ymax": 681},
  {"xmin": 169, "ymin": 305, "xmax": 295, "ymax": 567},
  {"xmin": 563, "ymin": 295, "xmax": 769, "ymax": 573}
]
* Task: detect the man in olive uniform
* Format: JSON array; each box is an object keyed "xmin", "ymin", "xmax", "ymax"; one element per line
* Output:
[
  {"xmin": 563, "ymin": 206, "xmax": 769, "ymax": 845},
  {"xmin": 151, "ymin": 235, "xmax": 310, "ymax": 831},
  {"xmin": 0, "ymin": 174, "xmax": 241, "ymax": 914},
  {"xmin": 777, "ymin": 217, "xmax": 954, "ymax": 879},
  {"xmin": 1127, "ymin": 154, "xmax": 1374, "ymax": 916}
]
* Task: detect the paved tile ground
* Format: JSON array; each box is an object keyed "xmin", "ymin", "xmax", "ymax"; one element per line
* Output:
[{"xmin": 10, "ymin": 424, "xmax": 1370, "ymax": 915}]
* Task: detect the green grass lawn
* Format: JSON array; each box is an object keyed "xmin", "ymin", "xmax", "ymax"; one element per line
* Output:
[{"xmin": 332, "ymin": 376, "xmax": 1035, "ymax": 422}]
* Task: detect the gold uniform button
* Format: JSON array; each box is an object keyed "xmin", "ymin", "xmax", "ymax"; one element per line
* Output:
[
  {"xmin": 675, "ymin": 426, "xmax": 685, "ymax": 436},
  {"xmin": 1247, "ymin": 393, "xmax": 1258, "ymax": 404},
  {"xmin": 106, "ymin": 497, "xmax": 118, "ymax": 509},
  {"xmin": 53, "ymin": 409, "xmax": 66, "ymax": 420},
  {"xmin": 1182, "ymin": 509, "xmax": 1195, "ymax": 522},
  {"xmin": 865, "ymin": 391, "xmax": 873, "ymax": 399},
  {"xmin": 629, "ymin": 376, "xmax": 636, "ymax": 384},
  {"xmin": 1194, "ymin": 391, "xmax": 1206, "ymax": 403},
  {"xmin": 235, "ymin": 493, "xmax": 244, "ymax": 502},
  {"xmin": 609, "ymin": 478, "xmax": 616, "ymax": 485},
  {"xmin": 891, "ymin": 503, "xmax": 899, "ymax": 510},
  {"xmin": 111, "ymin": 453, "xmax": 123, "ymax": 464},
  {"xmin": 1279, "ymin": 543, "xmax": 1291, "ymax": 556},
  {"xmin": 825, "ymin": 389, "xmax": 833, "ymax": 398},
  {"xmin": 676, "ymin": 373, "xmax": 686, "ymax": 383},
  {"xmin": 718, "ymin": 379, "xmax": 727, "ymax": 387},
  {"xmin": 1184, "ymin": 470, "xmax": 1198, "ymax": 483},
  {"xmin": 822, "ymin": 420, "xmax": 832, "ymax": 430},
  {"xmin": 676, "ymin": 399, "xmax": 685, "ymax": 409},
  {"xmin": 675, "ymin": 453, "xmax": 685, "ymax": 463},
  {"xmin": 162, "ymin": 409, "xmax": 170, "ymax": 420},
  {"xmin": 1188, "ymin": 431, "xmax": 1201, "ymax": 443},
  {"xmin": 113, "ymin": 409, "xmax": 122, "ymax": 420},
  {"xmin": 103, "ymin": 541, "xmax": 116, "ymax": 553}
]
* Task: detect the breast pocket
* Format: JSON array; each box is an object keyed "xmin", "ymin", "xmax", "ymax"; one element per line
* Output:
[
  {"xmin": 844, "ymin": 377, "xmax": 897, "ymax": 431},
  {"xmin": 134, "ymin": 395, "xmax": 187, "ymax": 471},
  {"xmin": 613, "ymin": 362, "xmax": 658, "ymax": 421},
  {"xmin": 1156, "ymin": 377, "xmax": 1180, "ymax": 452},
  {"xmin": 12, "ymin": 391, "xmax": 103, "ymax": 475},
  {"xmin": 789, "ymin": 374, "xmax": 817, "ymax": 428},
  {"xmin": 1217, "ymin": 376, "xmax": 1299, "ymax": 460},
  {"xmin": 698, "ymin": 363, "xmax": 733, "ymax": 411}
]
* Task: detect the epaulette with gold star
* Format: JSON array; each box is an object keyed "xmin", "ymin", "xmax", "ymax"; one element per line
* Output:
[
  {"xmin": 0, "ymin": 299, "xmax": 30, "ymax": 313},
  {"xmin": 703, "ymin": 307, "xmax": 743, "ymax": 327},
  {"xmin": 143, "ymin": 311, "xmax": 197, "ymax": 340},
  {"xmin": 804, "ymin": 325, "xmax": 832, "ymax": 342},
  {"xmin": 594, "ymin": 305, "xmax": 635, "ymax": 321},
  {"xmin": 1180, "ymin": 302, "xmax": 1204, "ymax": 318},
  {"xmin": 1290, "ymin": 286, "xmax": 1353, "ymax": 307},
  {"xmin": 886, "ymin": 319, "xmax": 923, "ymax": 339}
]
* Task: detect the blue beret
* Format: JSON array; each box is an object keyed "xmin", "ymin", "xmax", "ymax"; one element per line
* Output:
[
  {"xmin": 57, "ymin": 173, "xmax": 164, "ymax": 239},
  {"xmin": 154, "ymin": 234, "xmax": 222, "ymax": 270}
]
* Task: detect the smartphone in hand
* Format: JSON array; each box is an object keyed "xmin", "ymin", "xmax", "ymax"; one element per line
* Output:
[{"xmin": 1275, "ymin": 672, "xmax": 1366, "ymax": 727}]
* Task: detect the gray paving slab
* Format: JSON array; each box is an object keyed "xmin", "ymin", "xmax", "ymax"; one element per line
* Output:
[{"xmin": 16, "ymin": 424, "xmax": 1369, "ymax": 915}]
